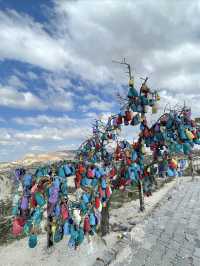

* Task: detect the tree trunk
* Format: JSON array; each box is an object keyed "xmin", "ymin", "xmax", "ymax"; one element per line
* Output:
[
  {"xmin": 47, "ymin": 215, "xmax": 53, "ymax": 248},
  {"xmin": 138, "ymin": 180, "xmax": 145, "ymax": 212},
  {"xmin": 100, "ymin": 200, "xmax": 110, "ymax": 237},
  {"xmin": 191, "ymin": 158, "xmax": 194, "ymax": 181}
]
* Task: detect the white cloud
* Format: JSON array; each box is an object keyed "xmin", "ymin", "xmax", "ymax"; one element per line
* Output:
[
  {"xmin": 7, "ymin": 75, "xmax": 25, "ymax": 88},
  {"xmin": 159, "ymin": 90, "xmax": 200, "ymax": 117},
  {"xmin": 0, "ymin": 85, "xmax": 46, "ymax": 110},
  {"xmin": 43, "ymin": 73, "xmax": 73, "ymax": 89},
  {"xmin": 0, "ymin": 9, "xmax": 73, "ymax": 71},
  {"xmin": 52, "ymin": 1, "xmax": 199, "ymax": 79},
  {"xmin": 13, "ymin": 114, "xmax": 75, "ymax": 127},
  {"xmin": 14, "ymin": 125, "xmax": 88, "ymax": 143},
  {"xmin": 90, "ymin": 100, "xmax": 115, "ymax": 111},
  {"xmin": 30, "ymin": 145, "xmax": 44, "ymax": 151},
  {"xmin": 1, "ymin": 1, "xmax": 200, "ymax": 90},
  {"xmin": 0, "ymin": 75, "xmax": 74, "ymax": 111},
  {"xmin": 13, "ymin": 69, "xmax": 38, "ymax": 80},
  {"xmin": 153, "ymin": 43, "xmax": 200, "ymax": 68},
  {"xmin": 83, "ymin": 112, "xmax": 98, "ymax": 119},
  {"xmin": 83, "ymin": 94, "xmax": 100, "ymax": 102},
  {"xmin": 0, "ymin": 120, "xmax": 91, "ymax": 161},
  {"xmin": 159, "ymin": 73, "xmax": 200, "ymax": 95},
  {"xmin": 44, "ymin": 87, "xmax": 74, "ymax": 111},
  {"xmin": 27, "ymin": 71, "xmax": 38, "ymax": 80},
  {"xmin": 82, "ymin": 100, "xmax": 115, "ymax": 112},
  {"xmin": 0, "ymin": 129, "xmax": 11, "ymax": 141}
]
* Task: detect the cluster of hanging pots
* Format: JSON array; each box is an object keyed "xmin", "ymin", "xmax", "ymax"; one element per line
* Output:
[
  {"xmin": 116, "ymin": 79, "xmax": 160, "ymax": 127},
  {"xmin": 77, "ymin": 119, "xmax": 120, "ymax": 163},
  {"xmin": 76, "ymin": 79, "xmax": 162, "ymax": 193},
  {"xmin": 77, "ymin": 79, "xmax": 160, "ymax": 163},
  {"xmin": 139, "ymin": 108, "xmax": 200, "ymax": 177},
  {"xmin": 12, "ymin": 162, "xmax": 113, "ymax": 249}
]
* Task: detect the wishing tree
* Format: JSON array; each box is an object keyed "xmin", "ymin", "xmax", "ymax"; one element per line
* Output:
[{"xmin": 11, "ymin": 61, "xmax": 200, "ymax": 250}]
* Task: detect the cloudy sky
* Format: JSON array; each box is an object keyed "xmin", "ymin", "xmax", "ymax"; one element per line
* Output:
[{"xmin": 0, "ymin": 0, "xmax": 199, "ymax": 162}]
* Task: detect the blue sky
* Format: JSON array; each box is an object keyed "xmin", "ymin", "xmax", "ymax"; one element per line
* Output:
[{"xmin": 0, "ymin": 0, "xmax": 200, "ymax": 162}]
